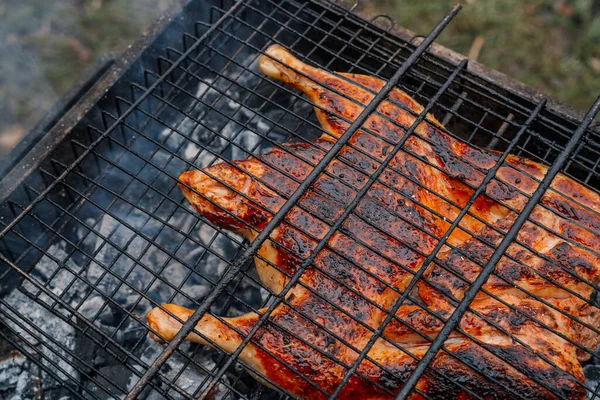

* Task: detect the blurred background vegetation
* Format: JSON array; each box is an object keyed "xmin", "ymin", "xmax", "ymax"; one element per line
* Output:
[
  {"xmin": 0, "ymin": 0, "xmax": 180, "ymax": 154},
  {"xmin": 0, "ymin": 0, "xmax": 598, "ymax": 155},
  {"xmin": 372, "ymin": 0, "xmax": 600, "ymax": 110}
]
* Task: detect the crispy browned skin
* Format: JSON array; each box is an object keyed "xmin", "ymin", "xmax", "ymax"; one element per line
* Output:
[{"xmin": 147, "ymin": 45, "xmax": 600, "ymax": 399}]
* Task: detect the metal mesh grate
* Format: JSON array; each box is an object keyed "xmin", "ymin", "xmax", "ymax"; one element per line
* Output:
[{"xmin": 0, "ymin": 0, "xmax": 599, "ymax": 399}]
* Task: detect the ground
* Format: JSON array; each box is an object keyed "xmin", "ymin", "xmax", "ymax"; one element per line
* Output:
[
  {"xmin": 0, "ymin": 0, "xmax": 598, "ymax": 155},
  {"xmin": 372, "ymin": 0, "xmax": 600, "ymax": 111}
]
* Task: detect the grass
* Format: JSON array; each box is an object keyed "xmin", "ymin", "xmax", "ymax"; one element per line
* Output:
[
  {"xmin": 373, "ymin": 0, "xmax": 600, "ymax": 111},
  {"xmin": 16, "ymin": 0, "xmax": 600, "ymax": 110},
  {"xmin": 1, "ymin": 0, "xmax": 598, "ymax": 153},
  {"xmin": 0, "ymin": 0, "xmax": 175, "ymax": 152},
  {"xmin": 24, "ymin": 0, "xmax": 171, "ymax": 93}
]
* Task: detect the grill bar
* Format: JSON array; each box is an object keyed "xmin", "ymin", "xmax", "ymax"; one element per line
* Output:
[
  {"xmin": 4, "ymin": 60, "xmax": 596, "ymax": 400},
  {"xmin": 331, "ymin": 96, "xmax": 546, "ymax": 398},
  {"xmin": 1, "ymin": 0, "xmax": 599, "ymax": 398},
  {"xmin": 396, "ymin": 94, "xmax": 600, "ymax": 399},
  {"xmin": 152, "ymin": 42, "xmax": 600, "ymax": 322},
  {"xmin": 86, "ymin": 95, "xmax": 544, "ymax": 399},
  {"xmin": 126, "ymin": 6, "xmax": 462, "ymax": 398},
  {"xmin": 185, "ymin": 6, "xmax": 600, "ymax": 392},
  {"xmin": 0, "ymin": 0, "xmax": 244, "ymax": 245},
  {"xmin": 144, "ymin": 14, "xmax": 600, "ymax": 390},
  {"xmin": 594, "ymin": 382, "xmax": 600, "ymax": 400},
  {"xmin": 120, "ymin": 54, "xmax": 600, "ymax": 356},
  {"xmin": 11, "ymin": 68, "xmax": 588, "ymax": 400},
  {"xmin": 30, "ymin": 115, "xmax": 600, "ymax": 396}
]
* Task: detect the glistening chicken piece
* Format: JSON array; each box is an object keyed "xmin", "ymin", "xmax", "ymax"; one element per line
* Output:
[{"xmin": 147, "ymin": 45, "xmax": 600, "ymax": 399}]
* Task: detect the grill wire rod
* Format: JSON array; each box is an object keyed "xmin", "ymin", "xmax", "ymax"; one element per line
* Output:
[
  {"xmin": 396, "ymin": 94, "xmax": 600, "ymax": 399},
  {"xmin": 127, "ymin": 4, "xmax": 462, "ymax": 398},
  {"xmin": 1, "ymin": 0, "xmax": 599, "ymax": 398}
]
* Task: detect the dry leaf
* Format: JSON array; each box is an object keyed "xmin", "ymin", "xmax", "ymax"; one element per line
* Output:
[
  {"xmin": 590, "ymin": 57, "xmax": 600, "ymax": 73},
  {"xmin": 0, "ymin": 124, "xmax": 27, "ymax": 152},
  {"xmin": 468, "ymin": 36, "xmax": 485, "ymax": 61},
  {"xmin": 91, "ymin": 0, "xmax": 103, "ymax": 11},
  {"xmin": 63, "ymin": 37, "xmax": 92, "ymax": 62},
  {"xmin": 555, "ymin": 1, "xmax": 574, "ymax": 17}
]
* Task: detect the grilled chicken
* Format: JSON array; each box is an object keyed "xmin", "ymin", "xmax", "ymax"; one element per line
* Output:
[{"xmin": 147, "ymin": 45, "xmax": 600, "ymax": 399}]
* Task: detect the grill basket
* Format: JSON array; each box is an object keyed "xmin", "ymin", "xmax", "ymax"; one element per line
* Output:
[{"xmin": 0, "ymin": 0, "xmax": 599, "ymax": 399}]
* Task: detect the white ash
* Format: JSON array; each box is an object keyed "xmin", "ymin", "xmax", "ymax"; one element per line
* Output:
[
  {"xmin": 0, "ymin": 45, "xmax": 313, "ymax": 400},
  {"xmin": 586, "ymin": 364, "xmax": 600, "ymax": 399},
  {"xmin": 1, "ymin": 263, "xmax": 78, "ymax": 398}
]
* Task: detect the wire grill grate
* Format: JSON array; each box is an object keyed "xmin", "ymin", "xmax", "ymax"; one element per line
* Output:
[{"xmin": 0, "ymin": 0, "xmax": 599, "ymax": 399}]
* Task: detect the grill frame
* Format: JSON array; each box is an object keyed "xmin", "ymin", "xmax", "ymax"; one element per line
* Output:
[{"xmin": 0, "ymin": 0, "xmax": 599, "ymax": 399}]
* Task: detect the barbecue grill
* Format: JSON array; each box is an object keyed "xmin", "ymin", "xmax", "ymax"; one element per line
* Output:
[{"xmin": 1, "ymin": 0, "xmax": 599, "ymax": 399}]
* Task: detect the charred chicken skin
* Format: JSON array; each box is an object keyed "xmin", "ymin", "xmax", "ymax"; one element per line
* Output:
[{"xmin": 147, "ymin": 45, "xmax": 600, "ymax": 399}]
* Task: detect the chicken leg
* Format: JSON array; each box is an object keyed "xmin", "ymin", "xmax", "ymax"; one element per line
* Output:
[{"xmin": 147, "ymin": 45, "xmax": 600, "ymax": 399}]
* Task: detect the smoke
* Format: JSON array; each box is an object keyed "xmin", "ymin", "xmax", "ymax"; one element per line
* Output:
[
  {"xmin": 0, "ymin": 0, "xmax": 183, "ymax": 156},
  {"xmin": 0, "ymin": 3, "xmax": 60, "ymax": 155}
]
